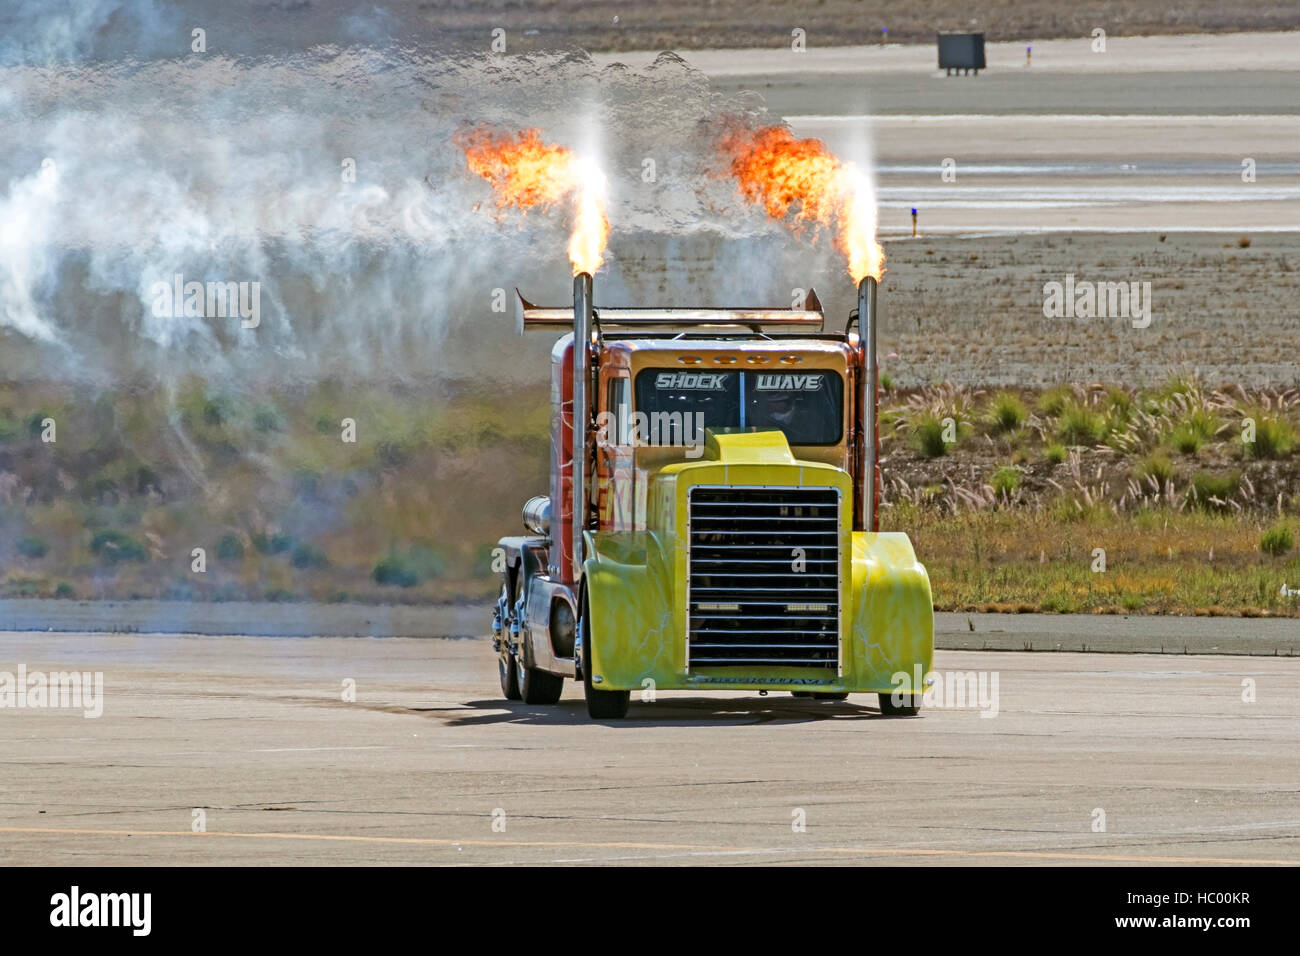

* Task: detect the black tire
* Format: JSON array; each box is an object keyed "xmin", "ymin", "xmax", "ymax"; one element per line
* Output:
[
  {"xmin": 581, "ymin": 596, "xmax": 630, "ymax": 720},
  {"xmin": 878, "ymin": 692, "xmax": 921, "ymax": 717},
  {"xmin": 498, "ymin": 652, "xmax": 521, "ymax": 701},
  {"xmin": 519, "ymin": 659, "xmax": 564, "ymax": 705},
  {"xmin": 812, "ymin": 692, "xmax": 850, "ymax": 701},
  {"xmin": 790, "ymin": 691, "xmax": 813, "ymax": 698}
]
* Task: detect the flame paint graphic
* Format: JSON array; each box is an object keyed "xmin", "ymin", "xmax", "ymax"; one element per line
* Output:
[
  {"xmin": 720, "ymin": 124, "xmax": 884, "ymax": 282},
  {"xmin": 457, "ymin": 127, "xmax": 609, "ymax": 276}
]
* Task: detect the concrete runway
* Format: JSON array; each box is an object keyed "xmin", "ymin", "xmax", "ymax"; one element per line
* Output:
[
  {"xmin": 601, "ymin": 31, "xmax": 1300, "ymax": 237},
  {"xmin": 1, "ymin": 630, "xmax": 1297, "ymax": 865}
]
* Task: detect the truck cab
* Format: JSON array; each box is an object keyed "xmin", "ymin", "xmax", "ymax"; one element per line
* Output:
[{"xmin": 491, "ymin": 276, "xmax": 933, "ymax": 719}]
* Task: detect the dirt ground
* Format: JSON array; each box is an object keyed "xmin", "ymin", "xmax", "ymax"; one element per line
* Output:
[
  {"xmin": 121, "ymin": 2, "xmax": 1300, "ymax": 56},
  {"xmin": 419, "ymin": 2, "xmax": 1300, "ymax": 52},
  {"xmin": 609, "ymin": 229, "xmax": 1300, "ymax": 389}
]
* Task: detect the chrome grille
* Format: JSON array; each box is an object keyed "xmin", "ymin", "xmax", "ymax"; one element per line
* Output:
[{"xmin": 687, "ymin": 486, "xmax": 841, "ymax": 669}]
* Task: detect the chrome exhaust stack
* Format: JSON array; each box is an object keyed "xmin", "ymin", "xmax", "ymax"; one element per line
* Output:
[
  {"xmin": 857, "ymin": 276, "xmax": 878, "ymax": 532},
  {"xmin": 572, "ymin": 272, "xmax": 593, "ymax": 581}
]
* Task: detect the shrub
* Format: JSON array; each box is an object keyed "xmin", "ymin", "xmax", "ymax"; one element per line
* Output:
[
  {"xmin": 1184, "ymin": 408, "xmax": 1220, "ymax": 441},
  {"xmin": 201, "ymin": 394, "xmax": 235, "ymax": 427},
  {"xmin": 1105, "ymin": 387, "xmax": 1134, "ymax": 416},
  {"xmin": 879, "ymin": 373, "xmax": 895, "ymax": 393},
  {"xmin": 910, "ymin": 415, "xmax": 951, "ymax": 458},
  {"xmin": 253, "ymin": 532, "xmax": 294, "ymax": 555},
  {"xmin": 1167, "ymin": 408, "xmax": 1219, "ymax": 455},
  {"xmin": 89, "ymin": 529, "xmax": 147, "ymax": 563},
  {"xmin": 375, "ymin": 440, "xmax": 411, "ymax": 469},
  {"xmin": 1169, "ymin": 424, "xmax": 1203, "ymax": 455},
  {"xmin": 216, "ymin": 534, "xmax": 245, "ymax": 561},
  {"xmin": 1044, "ymin": 443, "xmax": 1067, "ymax": 464},
  {"xmin": 1190, "ymin": 471, "xmax": 1240, "ymax": 510},
  {"xmin": 16, "ymin": 536, "xmax": 48, "ymax": 559},
  {"xmin": 1117, "ymin": 593, "xmax": 1144, "ymax": 611},
  {"xmin": 372, "ymin": 556, "xmax": 420, "ymax": 588},
  {"xmin": 1243, "ymin": 415, "xmax": 1295, "ymax": 459},
  {"xmin": 1260, "ymin": 526, "xmax": 1294, "ymax": 557},
  {"xmin": 26, "ymin": 412, "xmax": 53, "ymax": 438},
  {"xmin": 134, "ymin": 466, "xmax": 162, "ymax": 495},
  {"xmin": 1136, "ymin": 453, "xmax": 1174, "ymax": 486},
  {"xmin": 1037, "ymin": 387, "xmax": 1072, "ymax": 417},
  {"xmin": 990, "ymin": 466, "xmax": 1020, "ymax": 497},
  {"xmin": 54, "ymin": 582, "xmax": 75, "ymax": 598},
  {"xmin": 290, "ymin": 544, "xmax": 329, "ymax": 570},
  {"xmin": 1056, "ymin": 401, "xmax": 1106, "ymax": 445},
  {"xmin": 252, "ymin": 406, "xmax": 284, "ymax": 433},
  {"xmin": 1155, "ymin": 374, "xmax": 1199, "ymax": 404},
  {"xmin": 988, "ymin": 392, "xmax": 1027, "ymax": 433}
]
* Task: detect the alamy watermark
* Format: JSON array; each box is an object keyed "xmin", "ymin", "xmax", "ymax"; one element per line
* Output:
[
  {"xmin": 596, "ymin": 400, "xmax": 706, "ymax": 459},
  {"xmin": 1042, "ymin": 273, "xmax": 1151, "ymax": 329},
  {"xmin": 150, "ymin": 273, "xmax": 260, "ymax": 329},
  {"xmin": 50, "ymin": 886, "xmax": 150, "ymax": 936},
  {"xmin": 0, "ymin": 665, "xmax": 103, "ymax": 718},
  {"xmin": 891, "ymin": 665, "xmax": 999, "ymax": 717}
]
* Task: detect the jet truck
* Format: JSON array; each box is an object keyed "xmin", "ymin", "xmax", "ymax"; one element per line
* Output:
[{"xmin": 490, "ymin": 273, "xmax": 933, "ymax": 719}]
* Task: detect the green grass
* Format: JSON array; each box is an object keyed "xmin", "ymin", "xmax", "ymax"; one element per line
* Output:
[
  {"xmin": 1261, "ymin": 526, "xmax": 1294, "ymax": 557},
  {"xmin": 216, "ymin": 534, "xmax": 245, "ymax": 562},
  {"xmin": 373, "ymin": 556, "xmax": 421, "ymax": 587},
  {"xmin": 1055, "ymin": 400, "xmax": 1107, "ymax": 446},
  {"xmin": 1167, "ymin": 407, "xmax": 1220, "ymax": 455},
  {"xmin": 911, "ymin": 414, "xmax": 951, "ymax": 458},
  {"xmin": 990, "ymin": 465, "xmax": 1021, "ymax": 497},
  {"xmin": 2, "ymin": 373, "xmax": 1297, "ymax": 610},
  {"xmin": 1190, "ymin": 471, "xmax": 1241, "ymax": 510},
  {"xmin": 987, "ymin": 391, "xmax": 1027, "ymax": 433},
  {"xmin": 1243, "ymin": 414, "xmax": 1296, "ymax": 459},
  {"xmin": 89, "ymin": 530, "xmax": 147, "ymax": 563},
  {"xmin": 888, "ymin": 503, "xmax": 1300, "ymax": 616},
  {"xmin": 1169, "ymin": 424, "xmax": 1204, "ymax": 455},
  {"xmin": 16, "ymin": 536, "xmax": 48, "ymax": 559},
  {"xmin": 1105, "ymin": 386, "xmax": 1135, "ymax": 417},
  {"xmin": 1136, "ymin": 452, "xmax": 1174, "ymax": 486},
  {"xmin": 290, "ymin": 544, "xmax": 329, "ymax": 570},
  {"xmin": 1037, "ymin": 386, "xmax": 1073, "ymax": 417}
]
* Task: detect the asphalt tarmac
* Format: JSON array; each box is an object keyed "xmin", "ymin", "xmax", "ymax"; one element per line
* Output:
[{"xmin": 2, "ymin": 629, "xmax": 1296, "ymax": 865}]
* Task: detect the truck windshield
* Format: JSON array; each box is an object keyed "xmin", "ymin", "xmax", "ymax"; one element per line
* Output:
[{"xmin": 632, "ymin": 369, "xmax": 843, "ymax": 445}]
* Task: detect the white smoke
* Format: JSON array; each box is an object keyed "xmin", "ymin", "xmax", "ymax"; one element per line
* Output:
[
  {"xmin": 0, "ymin": 11, "xmax": 838, "ymax": 388},
  {"xmin": 0, "ymin": 157, "xmax": 61, "ymax": 342}
]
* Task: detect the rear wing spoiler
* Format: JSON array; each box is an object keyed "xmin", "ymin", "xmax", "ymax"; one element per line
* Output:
[{"xmin": 516, "ymin": 288, "xmax": 824, "ymax": 334}]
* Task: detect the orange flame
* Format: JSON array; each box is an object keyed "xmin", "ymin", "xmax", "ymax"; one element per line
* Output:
[
  {"xmin": 720, "ymin": 125, "xmax": 884, "ymax": 282},
  {"xmin": 456, "ymin": 127, "xmax": 609, "ymax": 276}
]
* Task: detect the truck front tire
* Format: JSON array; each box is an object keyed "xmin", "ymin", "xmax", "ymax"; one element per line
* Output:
[
  {"xmin": 580, "ymin": 596, "xmax": 630, "ymax": 720},
  {"xmin": 878, "ymin": 692, "xmax": 921, "ymax": 717}
]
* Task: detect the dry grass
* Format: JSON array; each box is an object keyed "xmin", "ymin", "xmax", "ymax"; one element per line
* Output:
[
  {"xmin": 891, "ymin": 503, "xmax": 1300, "ymax": 616},
  {"xmin": 3, "ymin": 372, "xmax": 1298, "ymax": 613}
]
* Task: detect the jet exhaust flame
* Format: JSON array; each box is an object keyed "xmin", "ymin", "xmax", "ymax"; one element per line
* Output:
[
  {"xmin": 456, "ymin": 126, "xmax": 609, "ymax": 276},
  {"xmin": 719, "ymin": 124, "xmax": 884, "ymax": 283}
]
